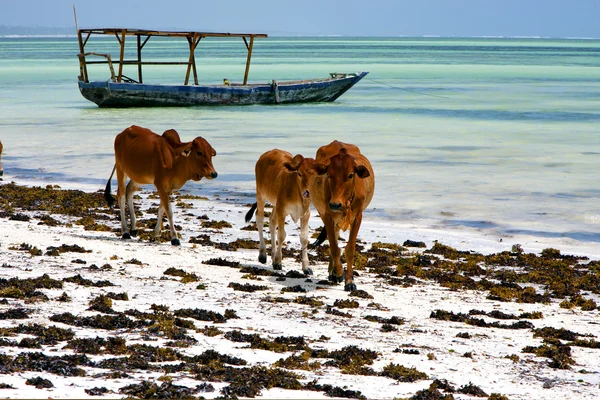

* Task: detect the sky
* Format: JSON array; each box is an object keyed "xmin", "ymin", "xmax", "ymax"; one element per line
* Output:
[{"xmin": 1, "ymin": 0, "xmax": 599, "ymax": 38}]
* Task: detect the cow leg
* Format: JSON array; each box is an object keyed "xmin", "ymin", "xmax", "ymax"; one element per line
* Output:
[
  {"xmin": 323, "ymin": 215, "xmax": 343, "ymax": 283},
  {"xmin": 269, "ymin": 209, "xmax": 282, "ymax": 270},
  {"xmin": 344, "ymin": 212, "xmax": 362, "ymax": 291},
  {"xmin": 154, "ymin": 204, "xmax": 165, "ymax": 241},
  {"xmin": 256, "ymin": 195, "xmax": 267, "ymax": 264},
  {"xmin": 299, "ymin": 209, "xmax": 312, "ymax": 275},
  {"xmin": 272, "ymin": 209, "xmax": 286, "ymax": 270},
  {"xmin": 126, "ymin": 180, "xmax": 140, "ymax": 237},
  {"xmin": 115, "ymin": 168, "xmax": 130, "ymax": 239},
  {"xmin": 159, "ymin": 191, "xmax": 180, "ymax": 246}
]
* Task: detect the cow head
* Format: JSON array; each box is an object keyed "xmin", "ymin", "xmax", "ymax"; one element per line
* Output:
[
  {"xmin": 184, "ymin": 137, "xmax": 218, "ymax": 181},
  {"xmin": 312, "ymin": 148, "xmax": 370, "ymax": 212},
  {"xmin": 283, "ymin": 154, "xmax": 316, "ymax": 199}
]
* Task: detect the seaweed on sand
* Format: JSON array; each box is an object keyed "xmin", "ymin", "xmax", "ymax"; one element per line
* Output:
[
  {"xmin": 224, "ymin": 330, "xmax": 308, "ymax": 352},
  {"xmin": 192, "ymin": 365, "xmax": 303, "ymax": 398},
  {"xmin": 1, "ymin": 352, "xmax": 88, "ymax": 376},
  {"xmin": 0, "ymin": 183, "xmax": 106, "ymax": 216}
]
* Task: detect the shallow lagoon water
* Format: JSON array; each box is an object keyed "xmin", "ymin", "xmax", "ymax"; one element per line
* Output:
[{"xmin": 1, "ymin": 36, "xmax": 599, "ymax": 248}]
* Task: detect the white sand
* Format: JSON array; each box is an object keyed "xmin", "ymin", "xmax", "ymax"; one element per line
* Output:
[{"xmin": 1, "ymin": 183, "xmax": 599, "ymax": 399}]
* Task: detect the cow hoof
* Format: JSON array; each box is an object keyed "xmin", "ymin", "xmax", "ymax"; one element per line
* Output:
[
  {"xmin": 171, "ymin": 238, "xmax": 181, "ymax": 246},
  {"xmin": 258, "ymin": 254, "xmax": 267, "ymax": 264},
  {"xmin": 122, "ymin": 233, "xmax": 131, "ymax": 240},
  {"xmin": 303, "ymin": 268, "xmax": 313, "ymax": 275},
  {"xmin": 130, "ymin": 230, "xmax": 138, "ymax": 237},
  {"xmin": 344, "ymin": 283, "xmax": 357, "ymax": 292},
  {"xmin": 273, "ymin": 263, "xmax": 283, "ymax": 270},
  {"xmin": 328, "ymin": 274, "xmax": 343, "ymax": 284}
]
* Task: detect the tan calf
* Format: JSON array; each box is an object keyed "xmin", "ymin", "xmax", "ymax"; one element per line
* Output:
[
  {"xmin": 245, "ymin": 149, "xmax": 316, "ymax": 274},
  {"xmin": 104, "ymin": 125, "xmax": 217, "ymax": 245}
]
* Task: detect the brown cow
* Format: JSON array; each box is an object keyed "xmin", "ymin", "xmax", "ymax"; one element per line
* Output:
[
  {"xmin": 104, "ymin": 125, "xmax": 217, "ymax": 245},
  {"xmin": 0, "ymin": 140, "xmax": 3, "ymax": 177},
  {"xmin": 245, "ymin": 149, "xmax": 316, "ymax": 274},
  {"xmin": 310, "ymin": 140, "xmax": 374, "ymax": 291}
]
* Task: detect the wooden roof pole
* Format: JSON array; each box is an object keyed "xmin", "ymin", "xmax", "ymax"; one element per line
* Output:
[
  {"xmin": 184, "ymin": 33, "xmax": 199, "ymax": 85},
  {"xmin": 243, "ymin": 36, "xmax": 254, "ymax": 85},
  {"xmin": 192, "ymin": 36, "xmax": 201, "ymax": 85},
  {"xmin": 137, "ymin": 35, "xmax": 143, "ymax": 83},
  {"xmin": 74, "ymin": 6, "xmax": 88, "ymax": 83},
  {"xmin": 117, "ymin": 29, "xmax": 126, "ymax": 83}
]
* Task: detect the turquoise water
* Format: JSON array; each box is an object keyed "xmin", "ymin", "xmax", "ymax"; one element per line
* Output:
[{"xmin": 1, "ymin": 36, "xmax": 599, "ymax": 243}]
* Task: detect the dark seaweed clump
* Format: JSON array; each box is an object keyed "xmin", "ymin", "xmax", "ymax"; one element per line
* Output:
[
  {"xmin": 174, "ymin": 308, "xmax": 238, "ymax": 323},
  {"xmin": 193, "ymin": 365, "xmax": 302, "ymax": 398},
  {"xmin": 63, "ymin": 274, "xmax": 115, "ymax": 287},
  {"xmin": 50, "ymin": 312, "xmax": 149, "ymax": 330},
  {"xmin": 225, "ymin": 330, "xmax": 308, "ymax": 353},
  {"xmin": 88, "ymin": 294, "xmax": 115, "ymax": 313},
  {"xmin": 228, "ymin": 282, "xmax": 269, "ymax": 292},
  {"xmin": 0, "ymin": 323, "xmax": 75, "ymax": 345},
  {"xmin": 163, "ymin": 267, "xmax": 199, "ymax": 283},
  {"xmin": 326, "ymin": 306, "xmax": 353, "ymax": 318},
  {"xmin": 0, "ymin": 183, "xmax": 106, "ymax": 216},
  {"xmin": 381, "ymin": 363, "xmax": 429, "ymax": 382},
  {"xmin": 0, "ymin": 274, "xmax": 63, "ymax": 301},
  {"xmin": 1, "ymin": 352, "xmax": 88, "ymax": 376},
  {"xmin": 333, "ymin": 299, "xmax": 360, "ymax": 308},
  {"xmin": 45, "ymin": 244, "xmax": 91, "ymax": 256},
  {"xmin": 457, "ymin": 382, "xmax": 488, "ymax": 397},
  {"xmin": 203, "ymin": 257, "xmax": 240, "ymax": 268},
  {"xmin": 281, "ymin": 285, "xmax": 307, "ymax": 293},
  {"xmin": 304, "ymin": 380, "xmax": 367, "ymax": 400},
  {"xmin": 349, "ymin": 289, "xmax": 374, "ymax": 299},
  {"xmin": 119, "ymin": 380, "xmax": 205, "ymax": 399},
  {"xmin": 312, "ymin": 345, "xmax": 378, "ymax": 375},
  {"xmin": 0, "ymin": 308, "xmax": 30, "ymax": 320},
  {"xmin": 25, "ymin": 376, "xmax": 54, "ymax": 388},
  {"xmin": 522, "ymin": 340, "xmax": 575, "ymax": 369},
  {"xmin": 430, "ymin": 309, "xmax": 534, "ymax": 330},
  {"xmin": 85, "ymin": 387, "xmax": 109, "ymax": 396},
  {"xmin": 364, "ymin": 315, "xmax": 405, "ymax": 325}
]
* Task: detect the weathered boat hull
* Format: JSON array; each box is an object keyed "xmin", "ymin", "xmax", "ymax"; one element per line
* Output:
[{"xmin": 78, "ymin": 72, "xmax": 368, "ymax": 107}]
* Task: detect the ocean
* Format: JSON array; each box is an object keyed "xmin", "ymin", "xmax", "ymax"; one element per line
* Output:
[{"xmin": 1, "ymin": 36, "xmax": 599, "ymax": 252}]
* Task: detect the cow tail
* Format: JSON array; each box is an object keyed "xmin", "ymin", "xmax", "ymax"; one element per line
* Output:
[
  {"xmin": 104, "ymin": 164, "xmax": 116, "ymax": 208},
  {"xmin": 310, "ymin": 226, "xmax": 328, "ymax": 249},
  {"xmin": 245, "ymin": 202, "xmax": 257, "ymax": 223}
]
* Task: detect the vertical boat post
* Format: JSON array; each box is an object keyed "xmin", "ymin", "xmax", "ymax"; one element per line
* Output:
[
  {"xmin": 185, "ymin": 33, "xmax": 200, "ymax": 85},
  {"xmin": 243, "ymin": 35, "xmax": 254, "ymax": 85},
  {"xmin": 73, "ymin": 6, "xmax": 88, "ymax": 83},
  {"xmin": 117, "ymin": 29, "xmax": 126, "ymax": 83},
  {"xmin": 136, "ymin": 34, "xmax": 143, "ymax": 83}
]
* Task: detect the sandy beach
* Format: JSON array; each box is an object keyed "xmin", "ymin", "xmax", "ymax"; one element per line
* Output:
[{"xmin": 0, "ymin": 181, "xmax": 599, "ymax": 400}]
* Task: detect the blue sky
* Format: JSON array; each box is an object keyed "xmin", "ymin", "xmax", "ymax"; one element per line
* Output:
[{"xmin": 2, "ymin": 0, "xmax": 599, "ymax": 38}]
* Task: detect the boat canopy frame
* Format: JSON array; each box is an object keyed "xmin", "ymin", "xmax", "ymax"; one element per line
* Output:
[{"xmin": 76, "ymin": 28, "xmax": 269, "ymax": 86}]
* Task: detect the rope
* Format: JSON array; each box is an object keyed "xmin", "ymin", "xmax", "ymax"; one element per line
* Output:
[{"xmin": 365, "ymin": 77, "xmax": 449, "ymax": 99}]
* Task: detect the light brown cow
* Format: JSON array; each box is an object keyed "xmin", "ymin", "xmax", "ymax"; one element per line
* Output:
[
  {"xmin": 245, "ymin": 149, "xmax": 316, "ymax": 274},
  {"xmin": 310, "ymin": 140, "xmax": 374, "ymax": 291},
  {"xmin": 104, "ymin": 125, "xmax": 217, "ymax": 245},
  {"xmin": 0, "ymin": 140, "xmax": 3, "ymax": 177}
]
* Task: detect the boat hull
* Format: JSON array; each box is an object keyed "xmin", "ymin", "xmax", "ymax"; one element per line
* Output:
[{"xmin": 78, "ymin": 72, "xmax": 368, "ymax": 107}]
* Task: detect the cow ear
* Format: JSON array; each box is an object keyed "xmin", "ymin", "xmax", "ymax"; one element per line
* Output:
[
  {"xmin": 282, "ymin": 162, "xmax": 295, "ymax": 172},
  {"xmin": 291, "ymin": 154, "xmax": 304, "ymax": 169},
  {"xmin": 355, "ymin": 165, "xmax": 370, "ymax": 179},
  {"xmin": 180, "ymin": 145, "xmax": 192, "ymax": 157},
  {"xmin": 311, "ymin": 163, "xmax": 328, "ymax": 176}
]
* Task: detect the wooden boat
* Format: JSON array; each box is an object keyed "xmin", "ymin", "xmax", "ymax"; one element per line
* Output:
[{"xmin": 76, "ymin": 28, "xmax": 368, "ymax": 107}]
